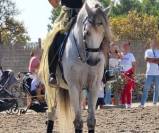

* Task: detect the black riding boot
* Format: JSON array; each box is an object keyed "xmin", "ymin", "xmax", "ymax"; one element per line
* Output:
[
  {"xmin": 88, "ymin": 130, "xmax": 95, "ymax": 133},
  {"xmin": 48, "ymin": 32, "xmax": 65, "ymax": 85},
  {"xmin": 46, "ymin": 120, "xmax": 54, "ymax": 133},
  {"xmin": 75, "ymin": 129, "xmax": 83, "ymax": 133}
]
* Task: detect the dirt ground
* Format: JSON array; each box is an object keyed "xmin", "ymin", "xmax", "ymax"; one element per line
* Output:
[{"xmin": 0, "ymin": 106, "xmax": 159, "ymax": 133}]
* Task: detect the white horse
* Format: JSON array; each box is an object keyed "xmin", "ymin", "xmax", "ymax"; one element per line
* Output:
[{"xmin": 40, "ymin": 0, "xmax": 112, "ymax": 133}]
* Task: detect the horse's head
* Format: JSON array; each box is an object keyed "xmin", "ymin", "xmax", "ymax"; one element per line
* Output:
[{"xmin": 76, "ymin": 0, "xmax": 112, "ymax": 66}]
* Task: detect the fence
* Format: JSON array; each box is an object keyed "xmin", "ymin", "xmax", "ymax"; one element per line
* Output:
[{"xmin": 0, "ymin": 40, "xmax": 147, "ymax": 74}]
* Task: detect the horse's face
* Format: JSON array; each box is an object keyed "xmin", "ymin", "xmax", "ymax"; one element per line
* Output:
[{"xmin": 83, "ymin": 2, "xmax": 111, "ymax": 66}]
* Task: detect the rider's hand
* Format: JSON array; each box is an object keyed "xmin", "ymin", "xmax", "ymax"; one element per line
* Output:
[{"xmin": 48, "ymin": 0, "xmax": 59, "ymax": 8}]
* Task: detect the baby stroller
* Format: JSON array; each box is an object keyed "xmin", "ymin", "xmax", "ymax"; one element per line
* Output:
[
  {"xmin": 18, "ymin": 72, "xmax": 47, "ymax": 113},
  {"xmin": 0, "ymin": 70, "xmax": 18, "ymax": 112}
]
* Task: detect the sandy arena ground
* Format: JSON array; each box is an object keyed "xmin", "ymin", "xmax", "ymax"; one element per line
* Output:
[{"xmin": 0, "ymin": 105, "xmax": 159, "ymax": 133}]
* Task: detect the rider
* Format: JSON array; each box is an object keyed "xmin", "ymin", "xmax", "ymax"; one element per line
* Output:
[{"xmin": 48, "ymin": 0, "xmax": 83, "ymax": 85}]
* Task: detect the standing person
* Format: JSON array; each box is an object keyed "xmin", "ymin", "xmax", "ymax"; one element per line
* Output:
[
  {"xmin": 120, "ymin": 42, "xmax": 136, "ymax": 108},
  {"xmin": 28, "ymin": 50, "xmax": 44, "ymax": 101},
  {"xmin": 96, "ymin": 84, "xmax": 105, "ymax": 109},
  {"xmin": 140, "ymin": 39, "xmax": 159, "ymax": 107},
  {"xmin": 48, "ymin": 0, "xmax": 83, "ymax": 85},
  {"xmin": 105, "ymin": 43, "xmax": 121, "ymax": 105}
]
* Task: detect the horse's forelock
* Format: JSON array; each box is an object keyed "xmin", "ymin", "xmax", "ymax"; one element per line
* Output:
[
  {"xmin": 77, "ymin": 0, "xmax": 103, "ymax": 19},
  {"xmin": 77, "ymin": 0, "xmax": 112, "ymax": 41}
]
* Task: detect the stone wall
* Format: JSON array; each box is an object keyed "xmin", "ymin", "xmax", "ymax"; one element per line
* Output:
[
  {"xmin": 0, "ymin": 44, "xmax": 31, "ymax": 73},
  {"xmin": 0, "ymin": 41, "xmax": 147, "ymax": 74}
]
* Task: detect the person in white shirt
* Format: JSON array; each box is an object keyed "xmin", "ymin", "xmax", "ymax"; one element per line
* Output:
[
  {"xmin": 96, "ymin": 84, "xmax": 105, "ymax": 109},
  {"xmin": 120, "ymin": 42, "xmax": 136, "ymax": 108},
  {"xmin": 120, "ymin": 43, "xmax": 136, "ymax": 72},
  {"xmin": 140, "ymin": 39, "xmax": 159, "ymax": 107},
  {"xmin": 105, "ymin": 43, "xmax": 121, "ymax": 105}
]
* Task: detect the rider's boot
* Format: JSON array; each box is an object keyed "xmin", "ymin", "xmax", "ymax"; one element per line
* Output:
[
  {"xmin": 48, "ymin": 32, "xmax": 64, "ymax": 86},
  {"xmin": 49, "ymin": 55, "xmax": 58, "ymax": 86},
  {"xmin": 49, "ymin": 73, "xmax": 57, "ymax": 85},
  {"xmin": 46, "ymin": 120, "xmax": 54, "ymax": 133}
]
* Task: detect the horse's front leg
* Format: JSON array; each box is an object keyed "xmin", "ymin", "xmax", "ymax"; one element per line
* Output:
[
  {"xmin": 69, "ymin": 85, "xmax": 83, "ymax": 133},
  {"xmin": 87, "ymin": 86, "xmax": 99, "ymax": 133},
  {"xmin": 46, "ymin": 107, "xmax": 56, "ymax": 133}
]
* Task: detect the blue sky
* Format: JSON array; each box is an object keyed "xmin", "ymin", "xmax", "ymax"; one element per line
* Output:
[{"xmin": 14, "ymin": 0, "xmax": 52, "ymax": 42}]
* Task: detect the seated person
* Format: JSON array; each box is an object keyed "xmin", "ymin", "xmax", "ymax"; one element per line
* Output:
[{"xmin": 27, "ymin": 51, "xmax": 46, "ymax": 110}]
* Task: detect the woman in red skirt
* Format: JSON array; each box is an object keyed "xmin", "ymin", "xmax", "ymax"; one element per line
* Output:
[{"xmin": 120, "ymin": 42, "xmax": 136, "ymax": 108}]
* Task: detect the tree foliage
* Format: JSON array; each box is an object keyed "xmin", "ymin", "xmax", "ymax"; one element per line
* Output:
[
  {"xmin": 0, "ymin": 0, "xmax": 30, "ymax": 45},
  {"xmin": 48, "ymin": 0, "xmax": 159, "ymax": 41},
  {"xmin": 47, "ymin": 6, "xmax": 61, "ymax": 31},
  {"xmin": 110, "ymin": 10, "xmax": 158, "ymax": 40}
]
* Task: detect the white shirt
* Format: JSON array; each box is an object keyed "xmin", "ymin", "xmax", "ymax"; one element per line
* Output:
[
  {"xmin": 145, "ymin": 49, "xmax": 159, "ymax": 75},
  {"xmin": 120, "ymin": 52, "xmax": 136, "ymax": 72},
  {"xmin": 98, "ymin": 84, "xmax": 104, "ymax": 98},
  {"xmin": 109, "ymin": 58, "xmax": 120, "ymax": 68}
]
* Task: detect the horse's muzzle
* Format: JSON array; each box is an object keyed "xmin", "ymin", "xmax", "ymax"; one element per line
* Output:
[{"xmin": 86, "ymin": 58, "xmax": 100, "ymax": 66}]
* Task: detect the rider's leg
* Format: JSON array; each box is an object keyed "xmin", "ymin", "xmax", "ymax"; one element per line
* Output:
[{"xmin": 48, "ymin": 32, "xmax": 65, "ymax": 85}]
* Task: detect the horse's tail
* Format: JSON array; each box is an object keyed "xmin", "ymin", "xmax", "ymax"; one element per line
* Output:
[{"xmin": 57, "ymin": 88, "xmax": 74, "ymax": 132}]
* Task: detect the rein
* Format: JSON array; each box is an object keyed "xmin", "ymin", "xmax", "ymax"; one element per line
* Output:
[{"xmin": 72, "ymin": 29, "xmax": 86, "ymax": 63}]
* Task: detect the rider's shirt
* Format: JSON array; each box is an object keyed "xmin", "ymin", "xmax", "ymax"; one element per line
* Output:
[
  {"xmin": 120, "ymin": 52, "xmax": 136, "ymax": 72},
  {"xmin": 61, "ymin": 0, "xmax": 83, "ymax": 8},
  {"xmin": 145, "ymin": 49, "xmax": 159, "ymax": 75}
]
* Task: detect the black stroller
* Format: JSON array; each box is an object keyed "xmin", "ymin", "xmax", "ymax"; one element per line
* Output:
[
  {"xmin": 0, "ymin": 70, "xmax": 18, "ymax": 112},
  {"xmin": 18, "ymin": 72, "xmax": 47, "ymax": 113}
]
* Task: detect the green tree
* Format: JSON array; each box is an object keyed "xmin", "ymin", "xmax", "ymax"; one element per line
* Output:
[
  {"xmin": 47, "ymin": 6, "xmax": 61, "ymax": 31},
  {"xmin": 110, "ymin": 0, "xmax": 142, "ymax": 16},
  {"xmin": 0, "ymin": 0, "xmax": 30, "ymax": 45},
  {"xmin": 141, "ymin": 0, "xmax": 159, "ymax": 16},
  {"xmin": 110, "ymin": 10, "xmax": 158, "ymax": 41}
]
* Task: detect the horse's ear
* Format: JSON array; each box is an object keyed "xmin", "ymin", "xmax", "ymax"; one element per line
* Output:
[
  {"xmin": 104, "ymin": 6, "xmax": 111, "ymax": 16},
  {"xmin": 85, "ymin": 2, "xmax": 93, "ymax": 16}
]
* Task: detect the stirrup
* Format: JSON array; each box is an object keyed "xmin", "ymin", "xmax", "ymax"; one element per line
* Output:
[{"xmin": 49, "ymin": 74, "xmax": 57, "ymax": 86}]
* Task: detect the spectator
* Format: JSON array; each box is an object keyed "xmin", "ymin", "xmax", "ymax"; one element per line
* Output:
[
  {"xmin": 109, "ymin": 43, "xmax": 121, "ymax": 68},
  {"xmin": 28, "ymin": 50, "xmax": 44, "ymax": 102},
  {"xmin": 105, "ymin": 43, "xmax": 121, "ymax": 105},
  {"xmin": 120, "ymin": 41, "xmax": 136, "ymax": 108},
  {"xmin": 140, "ymin": 39, "xmax": 159, "ymax": 107},
  {"xmin": 96, "ymin": 84, "xmax": 105, "ymax": 109}
]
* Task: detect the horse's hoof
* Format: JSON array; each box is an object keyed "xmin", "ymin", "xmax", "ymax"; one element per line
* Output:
[
  {"xmin": 75, "ymin": 129, "xmax": 82, "ymax": 133},
  {"xmin": 88, "ymin": 130, "xmax": 95, "ymax": 133},
  {"xmin": 46, "ymin": 120, "xmax": 54, "ymax": 133}
]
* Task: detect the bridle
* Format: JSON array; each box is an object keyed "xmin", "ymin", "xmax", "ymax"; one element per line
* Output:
[
  {"xmin": 72, "ymin": 13, "xmax": 106, "ymax": 65},
  {"xmin": 83, "ymin": 16, "xmax": 103, "ymax": 53}
]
